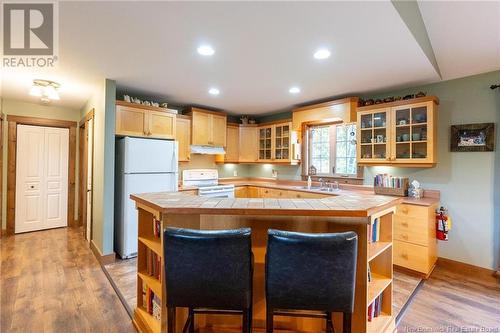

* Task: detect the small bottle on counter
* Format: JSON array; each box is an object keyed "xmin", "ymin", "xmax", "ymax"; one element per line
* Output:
[{"xmin": 307, "ymin": 176, "xmax": 312, "ymax": 190}]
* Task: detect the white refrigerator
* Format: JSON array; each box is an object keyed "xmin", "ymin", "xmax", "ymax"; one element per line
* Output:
[{"xmin": 115, "ymin": 137, "xmax": 178, "ymax": 258}]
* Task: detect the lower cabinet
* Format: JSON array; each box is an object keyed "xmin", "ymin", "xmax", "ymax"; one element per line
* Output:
[
  {"xmin": 235, "ymin": 186, "xmax": 328, "ymax": 199},
  {"xmin": 393, "ymin": 203, "xmax": 438, "ymax": 278}
]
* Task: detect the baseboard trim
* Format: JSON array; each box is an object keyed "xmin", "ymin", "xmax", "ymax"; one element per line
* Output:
[
  {"xmin": 90, "ymin": 240, "xmax": 116, "ymax": 265},
  {"xmin": 437, "ymin": 257, "xmax": 497, "ymax": 278}
]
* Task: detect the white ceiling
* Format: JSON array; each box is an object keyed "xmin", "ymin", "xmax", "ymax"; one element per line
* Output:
[{"xmin": 1, "ymin": 1, "xmax": 499, "ymax": 114}]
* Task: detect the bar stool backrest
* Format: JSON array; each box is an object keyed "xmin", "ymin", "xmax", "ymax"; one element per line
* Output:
[
  {"xmin": 164, "ymin": 227, "xmax": 253, "ymax": 310},
  {"xmin": 266, "ymin": 229, "xmax": 358, "ymax": 313}
]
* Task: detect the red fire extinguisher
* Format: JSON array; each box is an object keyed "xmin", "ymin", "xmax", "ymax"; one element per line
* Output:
[{"xmin": 436, "ymin": 206, "xmax": 451, "ymax": 241}]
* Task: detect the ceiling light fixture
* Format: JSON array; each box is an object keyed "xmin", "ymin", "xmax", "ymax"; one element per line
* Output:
[
  {"xmin": 314, "ymin": 48, "xmax": 331, "ymax": 60},
  {"xmin": 208, "ymin": 88, "xmax": 220, "ymax": 95},
  {"xmin": 30, "ymin": 79, "xmax": 60, "ymax": 103},
  {"xmin": 289, "ymin": 87, "xmax": 301, "ymax": 94},
  {"xmin": 197, "ymin": 45, "xmax": 215, "ymax": 56}
]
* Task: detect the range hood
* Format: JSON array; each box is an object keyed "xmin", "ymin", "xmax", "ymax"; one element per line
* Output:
[{"xmin": 190, "ymin": 145, "xmax": 225, "ymax": 155}]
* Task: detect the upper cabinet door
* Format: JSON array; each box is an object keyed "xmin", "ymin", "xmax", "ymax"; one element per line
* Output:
[
  {"xmin": 258, "ymin": 126, "xmax": 273, "ymax": 161},
  {"xmin": 176, "ymin": 117, "xmax": 191, "ymax": 162},
  {"xmin": 357, "ymin": 108, "xmax": 391, "ymax": 164},
  {"xmin": 274, "ymin": 122, "xmax": 291, "ymax": 161},
  {"xmin": 191, "ymin": 111, "xmax": 211, "ymax": 145},
  {"xmin": 239, "ymin": 126, "xmax": 259, "ymax": 162},
  {"xmin": 391, "ymin": 101, "xmax": 435, "ymax": 164},
  {"xmin": 116, "ymin": 105, "xmax": 147, "ymax": 137},
  {"xmin": 148, "ymin": 111, "xmax": 176, "ymax": 139},
  {"xmin": 224, "ymin": 125, "xmax": 239, "ymax": 162},
  {"xmin": 211, "ymin": 114, "xmax": 227, "ymax": 147}
]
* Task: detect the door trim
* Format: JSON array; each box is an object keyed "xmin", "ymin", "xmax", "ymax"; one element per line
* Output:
[
  {"xmin": 6, "ymin": 115, "xmax": 77, "ymax": 235},
  {"xmin": 78, "ymin": 109, "xmax": 94, "ymax": 240}
]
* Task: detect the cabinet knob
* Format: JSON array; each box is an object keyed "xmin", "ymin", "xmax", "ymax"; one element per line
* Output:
[
  {"xmin": 401, "ymin": 222, "xmax": 409, "ymax": 227},
  {"xmin": 401, "ymin": 253, "xmax": 409, "ymax": 260},
  {"xmin": 401, "ymin": 234, "xmax": 408, "ymax": 240}
]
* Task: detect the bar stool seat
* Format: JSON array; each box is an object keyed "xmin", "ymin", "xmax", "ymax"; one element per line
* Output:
[
  {"xmin": 265, "ymin": 229, "xmax": 358, "ymax": 333},
  {"xmin": 163, "ymin": 227, "xmax": 253, "ymax": 333}
]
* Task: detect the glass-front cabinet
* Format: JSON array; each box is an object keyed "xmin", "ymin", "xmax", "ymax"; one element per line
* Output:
[
  {"xmin": 258, "ymin": 122, "xmax": 293, "ymax": 162},
  {"xmin": 356, "ymin": 97, "xmax": 438, "ymax": 166},
  {"xmin": 259, "ymin": 126, "xmax": 273, "ymax": 161},
  {"xmin": 358, "ymin": 108, "xmax": 391, "ymax": 164}
]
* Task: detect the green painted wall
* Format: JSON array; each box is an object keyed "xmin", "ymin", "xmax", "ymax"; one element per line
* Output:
[
  {"xmin": 362, "ymin": 70, "xmax": 500, "ymax": 270},
  {"xmin": 81, "ymin": 78, "xmax": 116, "ymax": 255},
  {"xmin": 244, "ymin": 70, "xmax": 500, "ymax": 270}
]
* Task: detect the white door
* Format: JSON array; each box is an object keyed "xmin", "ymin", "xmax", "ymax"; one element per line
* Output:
[
  {"xmin": 15, "ymin": 125, "xmax": 69, "ymax": 233},
  {"xmin": 86, "ymin": 118, "xmax": 93, "ymax": 242}
]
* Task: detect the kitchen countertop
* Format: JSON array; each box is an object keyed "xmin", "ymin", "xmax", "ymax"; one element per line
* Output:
[
  {"xmin": 178, "ymin": 178, "xmax": 440, "ymax": 207},
  {"xmin": 130, "ymin": 188, "xmax": 403, "ymax": 218}
]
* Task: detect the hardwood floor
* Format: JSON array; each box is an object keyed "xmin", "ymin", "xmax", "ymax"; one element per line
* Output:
[
  {"xmin": 104, "ymin": 257, "xmax": 137, "ymax": 315},
  {"xmin": 0, "ymin": 227, "xmax": 134, "ymax": 333},
  {"xmin": 104, "ymin": 258, "xmax": 424, "ymax": 328},
  {"xmin": 397, "ymin": 264, "xmax": 500, "ymax": 331},
  {"xmin": 393, "ymin": 269, "xmax": 423, "ymax": 319},
  {"xmin": 3, "ymin": 227, "xmax": 498, "ymax": 333}
]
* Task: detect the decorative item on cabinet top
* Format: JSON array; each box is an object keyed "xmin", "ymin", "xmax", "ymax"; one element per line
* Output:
[{"xmin": 357, "ymin": 96, "xmax": 438, "ymax": 168}]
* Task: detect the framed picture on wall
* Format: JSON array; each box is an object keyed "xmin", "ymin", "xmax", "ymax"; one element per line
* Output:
[{"xmin": 450, "ymin": 123, "xmax": 495, "ymax": 152}]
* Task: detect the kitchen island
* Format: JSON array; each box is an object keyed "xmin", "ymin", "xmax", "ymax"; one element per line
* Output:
[{"xmin": 130, "ymin": 189, "xmax": 402, "ymax": 333}]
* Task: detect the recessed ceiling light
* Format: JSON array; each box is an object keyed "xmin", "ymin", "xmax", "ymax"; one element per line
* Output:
[
  {"xmin": 314, "ymin": 48, "xmax": 331, "ymax": 60},
  {"xmin": 289, "ymin": 87, "xmax": 301, "ymax": 94},
  {"xmin": 209, "ymin": 88, "xmax": 220, "ymax": 95},
  {"xmin": 197, "ymin": 45, "xmax": 215, "ymax": 56}
]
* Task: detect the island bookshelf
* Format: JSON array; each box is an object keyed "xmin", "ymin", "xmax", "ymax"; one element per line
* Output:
[
  {"xmin": 133, "ymin": 206, "xmax": 166, "ymax": 333},
  {"xmin": 366, "ymin": 208, "xmax": 394, "ymax": 333},
  {"xmin": 132, "ymin": 198, "xmax": 397, "ymax": 333}
]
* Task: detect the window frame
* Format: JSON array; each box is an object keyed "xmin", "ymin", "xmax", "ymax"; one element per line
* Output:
[{"xmin": 301, "ymin": 120, "xmax": 362, "ymax": 179}]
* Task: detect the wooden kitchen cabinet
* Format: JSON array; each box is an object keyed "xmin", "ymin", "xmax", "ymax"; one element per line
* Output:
[
  {"xmin": 216, "ymin": 124, "xmax": 239, "ymax": 163},
  {"xmin": 115, "ymin": 105, "xmax": 147, "ymax": 137},
  {"xmin": 258, "ymin": 121, "xmax": 294, "ymax": 163},
  {"xmin": 238, "ymin": 125, "xmax": 259, "ymax": 163},
  {"xmin": 357, "ymin": 96, "xmax": 438, "ymax": 167},
  {"xmin": 189, "ymin": 108, "xmax": 227, "ymax": 146},
  {"xmin": 148, "ymin": 111, "xmax": 176, "ymax": 139},
  {"xmin": 115, "ymin": 101, "xmax": 176, "ymax": 139},
  {"xmin": 176, "ymin": 116, "xmax": 191, "ymax": 162},
  {"xmin": 234, "ymin": 186, "xmax": 248, "ymax": 198},
  {"xmin": 393, "ymin": 202, "xmax": 438, "ymax": 278}
]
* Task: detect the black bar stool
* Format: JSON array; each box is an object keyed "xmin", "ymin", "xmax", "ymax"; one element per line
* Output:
[
  {"xmin": 265, "ymin": 229, "xmax": 358, "ymax": 333},
  {"xmin": 163, "ymin": 227, "xmax": 253, "ymax": 333}
]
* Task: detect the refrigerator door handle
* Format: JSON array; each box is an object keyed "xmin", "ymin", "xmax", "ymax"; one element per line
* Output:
[{"xmin": 172, "ymin": 141, "xmax": 179, "ymax": 172}]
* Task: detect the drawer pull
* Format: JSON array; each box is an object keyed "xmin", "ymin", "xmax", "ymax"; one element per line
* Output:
[
  {"xmin": 401, "ymin": 234, "xmax": 408, "ymax": 240},
  {"xmin": 401, "ymin": 253, "xmax": 408, "ymax": 260},
  {"xmin": 401, "ymin": 208, "xmax": 409, "ymax": 214},
  {"xmin": 401, "ymin": 222, "xmax": 409, "ymax": 227}
]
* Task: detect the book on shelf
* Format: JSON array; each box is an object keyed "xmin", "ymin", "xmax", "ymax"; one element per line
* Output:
[
  {"xmin": 153, "ymin": 217, "xmax": 161, "ymax": 238},
  {"xmin": 374, "ymin": 174, "xmax": 409, "ymax": 189},
  {"xmin": 142, "ymin": 281, "xmax": 161, "ymax": 321},
  {"xmin": 368, "ymin": 264, "xmax": 372, "ymax": 282},
  {"xmin": 367, "ymin": 294, "xmax": 384, "ymax": 322},
  {"xmin": 368, "ymin": 218, "xmax": 381, "ymax": 243},
  {"xmin": 146, "ymin": 248, "xmax": 162, "ymax": 281}
]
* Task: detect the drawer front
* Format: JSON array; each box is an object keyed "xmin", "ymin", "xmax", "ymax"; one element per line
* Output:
[
  {"xmin": 396, "ymin": 204, "xmax": 428, "ymax": 218},
  {"xmin": 394, "ymin": 240, "xmax": 429, "ymax": 273},
  {"xmin": 394, "ymin": 215, "xmax": 428, "ymax": 246}
]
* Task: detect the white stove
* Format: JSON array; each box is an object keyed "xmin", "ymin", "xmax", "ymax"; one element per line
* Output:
[{"xmin": 182, "ymin": 169, "xmax": 235, "ymax": 198}]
